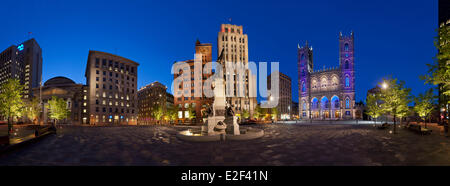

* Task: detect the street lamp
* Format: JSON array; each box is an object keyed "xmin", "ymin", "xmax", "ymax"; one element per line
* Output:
[
  {"xmin": 382, "ymin": 82, "xmax": 388, "ymax": 89},
  {"xmin": 381, "ymin": 81, "xmax": 389, "ymax": 127}
]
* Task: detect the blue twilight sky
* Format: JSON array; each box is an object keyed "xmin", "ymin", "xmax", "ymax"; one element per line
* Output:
[{"xmin": 0, "ymin": 0, "xmax": 438, "ymax": 103}]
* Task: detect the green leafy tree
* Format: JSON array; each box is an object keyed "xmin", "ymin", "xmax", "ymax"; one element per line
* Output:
[
  {"xmin": 24, "ymin": 97, "xmax": 41, "ymax": 124},
  {"xmin": 421, "ymin": 25, "xmax": 450, "ymax": 128},
  {"xmin": 187, "ymin": 105, "xmax": 196, "ymax": 123},
  {"xmin": 366, "ymin": 93, "xmax": 383, "ymax": 124},
  {"xmin": 166, "ymin": 105, "xmax": 178, "ymax": 123},
  {"xmin": 254, "ymin": 105, "xmax": 262, "ymax": 120},
  {"xmin": 0, "ymin": 78, "xmax": 25, "ymax": 136},
  {"xmin": 379, "ymin": 78, "xmax": 411, "ymax": 134},
  {"xmin": 47, "ymin": 96, "xmax": 70, "ymax": 126},
  {"xmin": 241, "ymin": 109, "xmax": 250, "ymax": 119},
  {"xmin": 152, "ymin": 105, "xmax": 164, "ymax": 124},
  {"xmin": 271, "ymin": 107, "xmax": 278, "ymax": 120},
  {"xmin": 414, "ymin": 88, "xmax": 435, "ymax": 128}
]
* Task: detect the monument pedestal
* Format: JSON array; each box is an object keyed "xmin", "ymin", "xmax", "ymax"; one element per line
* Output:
[
  {"xmin": 202, "ymin": 116, "xmax": 225, "ymax": 134},
  {"xmin": 226, "ymin": 116, "xmax": 240, "ymax": 135}
]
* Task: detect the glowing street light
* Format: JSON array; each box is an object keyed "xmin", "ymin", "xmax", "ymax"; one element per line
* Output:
[{"xmin": 382, "ymin": 82, "xmax": 388, "ymax": 89}]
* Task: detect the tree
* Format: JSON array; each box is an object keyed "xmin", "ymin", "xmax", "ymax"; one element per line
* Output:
[
  {"xmin": 254, "ymin": 105, "xmax": 262, "ymax": 120},
  {"xmin": 414, "ymin": 88, "xmax": 435, "ymax": 128},
  {"xmin": 24, "ymin": 97, "xmax": 41, "ymax": 125},
  {"xmin": 379, "ymin": 78, "xmax": 411, "ymax": 134},
  {"xmin": 47, "ymin": 96, "xmax": 70, "ymax": 125},
  {"xmin": 187, "ymin": 105, "xmax": 196, "ymax": 123},
  {"xmin": 271, "ymin": 107, "xmax": 278, "ymax": 121},
  {"xmin": 365, "ymin": 93, "xmax": 383, "ymax": 124},
  {"xmin": 241, "ymin": 109, "xmax": 250, "ymax": 119},
  {"xmin": 152, "ymin": 105, "xmax": 164, "ymax": 124},
  {"xmin": 0, "ymin": 78, "xmax": 25, "ymax": 136},
  {"xmin": 166, "ymin": 105, "xmax": 178, "ymax": 124},
  {"xmin": 421, "ymin": 25, "xmax": 450, "ymax": 130}
]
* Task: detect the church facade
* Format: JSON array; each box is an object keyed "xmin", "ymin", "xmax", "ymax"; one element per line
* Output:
[{"xmin": 298, "ymin": 32, "xmax": 356, "ymax": 120}]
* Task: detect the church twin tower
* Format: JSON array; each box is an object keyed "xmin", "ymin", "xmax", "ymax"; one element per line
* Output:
[{"xmin": 298, "ymin": 32, "xmax": 355, "ymax": 120}]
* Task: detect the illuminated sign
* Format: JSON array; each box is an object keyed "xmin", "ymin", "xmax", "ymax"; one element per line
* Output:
[{"xmin": 17, "ymin": 44, "xmax": 24, "ymax": 51}]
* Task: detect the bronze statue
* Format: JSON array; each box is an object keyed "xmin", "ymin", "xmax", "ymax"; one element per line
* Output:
[
  {"xmin": 225, "ymin": 104, "xmax": 235, "ymax": 117},
  {"xmin": 202, "ymin": 104, "xmax": 213, "ymax": 118}
]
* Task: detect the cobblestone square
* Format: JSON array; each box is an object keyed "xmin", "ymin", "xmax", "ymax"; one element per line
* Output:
[{"xmin": 1, "ymin": 123, "xmax": 449, "ymax": 166}]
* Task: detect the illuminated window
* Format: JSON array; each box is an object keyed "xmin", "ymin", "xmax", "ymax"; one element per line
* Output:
[
  {"xmin": 344, "ymin": 43, "xmax": 349, "ymax": 51},
  {"xmin": 345, "ymin": 99, "xmax": 350, "ymax": 109},
  {"xmin": 345, "ymin": 76, "xmax": 350, "ymax": 87},
  {"xmin": 302, "ymin": 82, "xmax": 306, "ymax": 92}
]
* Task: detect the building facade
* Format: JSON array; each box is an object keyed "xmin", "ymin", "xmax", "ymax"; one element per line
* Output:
[
  {"xmin": 268, "ymin": 71, "xmax": 292, "ymax": 120},
  {"xmin": 32, "ymin": 76, "xmax": 88, "ymax": 125},
  {"xmin": 217, "ymin": 24, "xmax": 256, "ymax": 117},
  {"xmin": 438, "ymin": 0, "xmax": 450, "ymax": 126},
  {"xmin": 173, "ymin": 40, "xmax": 214, "ymax": 124},
  {"xmin": 138, "ymin": 81, "xmax": 174, "ymax": 124},
  {"xmin": 0, "ymin": 38, "xmax": 42, "ymax": 99},
  {"xmin": 85, "ymin": 51, "xmax": 139, "ymax": 125},
  {"xmin": 298, "ymin": 32, "xmax": 356, "ymax": 120}
]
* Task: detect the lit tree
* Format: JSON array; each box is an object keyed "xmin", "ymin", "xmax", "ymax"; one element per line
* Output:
[
  {"xmin": 241, "ymin": 109, "xmax": 250, "ymax": 119},
  {"xmin": 271, "ymin": 107, "xmax": 278, "ymax": 121},
  {"xmin": 365, "ymin": 93, "xmax": 383, "ymax": 124},
  {"xmin": 47, "ymin": 96, "xmax": 70, "ymax": 126},
  {"xmin": 24, "ymin": 97, "xmax": 41, "ymax": 125},
  {"xmin": 0, "ymin": 78, "xmax": 25, "ymax": 136},
  {"xmin": 254, "ymin": 105, "xmax": 262, "ymax": 120},
  {"xmin": 421, "ymin": 25, "xmax": 450, "ymax": 128},
  {"xmin": 152, "ymin": 105, "xmax": 164, "ymax": 124},
  {"xmin": 414, "ymin": 88, "xmax": 435, "ymax": 128},
  {"xmin": 396, "ymin": 104, "xmax": 410, "ymax": 126},
  {"xmin": 187, "ymin": 105, "xmax": 196, "ymax": 123},
  {"xmin": 166, "ymin": 105, "xmax": 177, "ymax": 124},
  {"xmin": 379, "ymin": 78, "xmax": 411, "ymax": 134}
]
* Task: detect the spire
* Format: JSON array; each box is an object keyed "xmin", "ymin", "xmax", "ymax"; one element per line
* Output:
[
  {"xmin": 298, "ymin": 43, "xmax": 300, "ymax": 49},
  {"xmin": 196, "ymin": 39, "xmax": 201, "ymax": 45}
]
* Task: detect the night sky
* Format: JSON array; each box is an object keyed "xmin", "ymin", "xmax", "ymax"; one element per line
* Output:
[{"xmin": 0, "ymin": 0, "xmax": 438, "ymax": 103}]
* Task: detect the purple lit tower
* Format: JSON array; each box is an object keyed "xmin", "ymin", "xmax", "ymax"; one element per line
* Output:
[
  {"xmin": 298, "ymin": 32, "xmax": 355, "ymax": 120},
  {"xmin": 298, "ymin": 41, "xmax": 313, "ymax": 119}
]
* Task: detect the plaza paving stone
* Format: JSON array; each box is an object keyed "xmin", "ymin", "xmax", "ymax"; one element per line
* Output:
[{"xmin": 0, "ymin": 123, "xmax": 449, "ymax": 166}]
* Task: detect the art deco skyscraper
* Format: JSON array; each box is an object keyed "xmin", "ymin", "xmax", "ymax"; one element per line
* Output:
[
  {"xmin": 217, "ymin": 24, "xmax": 256, "ymax": 116},
  {"xmin": 0, "ymin": 38, "xmax": 42, "ymax": 99}
]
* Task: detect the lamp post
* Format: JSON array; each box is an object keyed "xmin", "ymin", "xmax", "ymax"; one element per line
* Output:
[
  {"xmin": 381, "ymin": 82, "xmax": 388, "ymax": 123},
  {"xmin": 381, "ymin": 81, "xmax": 397, "ymax": 134}
]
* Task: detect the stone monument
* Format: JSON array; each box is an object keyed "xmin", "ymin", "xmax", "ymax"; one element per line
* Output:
[{"xmin": 201, "ymin": 77, "xmax": 226, "ymax": 135}]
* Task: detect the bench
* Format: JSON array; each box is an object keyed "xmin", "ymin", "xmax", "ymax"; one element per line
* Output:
[
  {"xmin": 408, "ymin": 124, "xmax": 432, "ymax": 135},
  {"xmin": 34, "ymin": 126, "xmax": 57, "ymax": 137}
]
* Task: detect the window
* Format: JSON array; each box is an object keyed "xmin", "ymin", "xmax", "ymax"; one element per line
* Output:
[
  {"xmin": 345, "ymin": 76, "xmax": 350, "ymax": 87},
  {"xmin": 344, "ymin": 43, "xmax": 349, "ymax": 51},
  {"xmin": 302, "ymin": 82, "xmax": 306, "ymax": 92},
  {"xmin": 345, "ymin": 99, "xmax": 350, "ymax": 109},
  {"xmin": 345, "ymin": 61, "xmax": 349, "ymax": 69},
  {"xmin": 301, "ymin": 54, "xmax": 305, "ymax": 60}
]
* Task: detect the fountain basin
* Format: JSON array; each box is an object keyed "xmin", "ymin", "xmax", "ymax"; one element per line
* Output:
[{"xmin": 176, "ymin": 127, "xmax": 264, "ymax": 142}]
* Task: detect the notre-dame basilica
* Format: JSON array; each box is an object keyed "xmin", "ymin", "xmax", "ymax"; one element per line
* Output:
[{"xmin": 298, "ymin": 32, "xmax": 355, "ymax": 120}]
